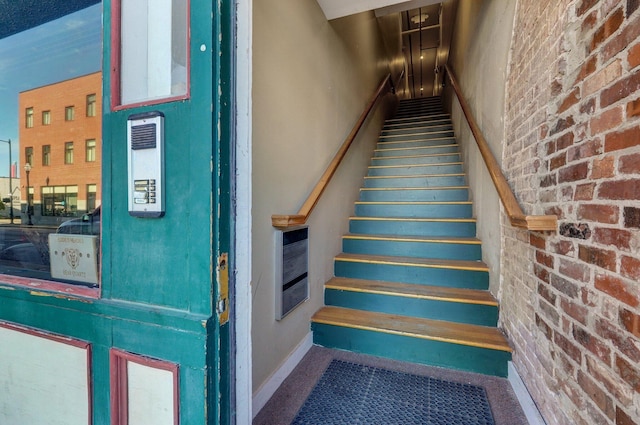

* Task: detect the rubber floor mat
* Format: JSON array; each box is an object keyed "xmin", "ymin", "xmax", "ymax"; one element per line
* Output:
[{"xmin": 291, "ymin": 360, "xmax": 495, "ymax": 425}]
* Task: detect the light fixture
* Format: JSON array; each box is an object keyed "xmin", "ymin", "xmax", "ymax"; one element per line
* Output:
[
  {"xmin": 410, "ymin": 13, "xmax": 429, "ymax": 25},
  {"xmin": 420, "ymin": 55, "xmax": 424, "ymax": 60}
]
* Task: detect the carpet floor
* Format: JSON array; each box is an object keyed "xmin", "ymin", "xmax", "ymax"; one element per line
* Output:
[{"xmin": 253, "ymin": 346, "xmax": 529, "ymax": 425}]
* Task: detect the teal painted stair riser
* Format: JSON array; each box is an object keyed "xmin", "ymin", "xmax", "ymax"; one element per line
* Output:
[
  {"xmin": 312, "ymin": 324, "xmax": 510, "ymax": 377},
  {"xmin": 367, "ymin": 163, "xmax": 464, "ymax": 176},
  {"xmin": 379, "ymin": 131, "xmax": 455, "ymax": 142},
  {"xmin": 354, "ymin": 202, "xmax": 473, "ymax": 218},
  {"xmin": 359, "ymin": 188, "xmax": 469, "ymax": 202},
  {"xmin": 334, "ymin": 260, "xmax": 489, "ymax": 289},
  {"xmin": 348, "ymin": 218, "xmax": 477, "ymax": 237},
  {"xmin": 342, "ymin": 237, "xmax": 482, "ymax": 261},
  {"xmin": 363, "ymin": 175, "xmax": 467, "ymax": 188},
  {"xmin": 374, "ymin": 145, "xmax": 459, "ymax": 156},
  {"xmin": 371, "ymin": 154, "xmax": 461, "ymax": 166},
  {"xmin": 324, "ymin": 290, "xmax": 498, "ymax": 327},
  {"xmin": 381, "ymin": 124, "xmax": 453, "ymax": 135}
]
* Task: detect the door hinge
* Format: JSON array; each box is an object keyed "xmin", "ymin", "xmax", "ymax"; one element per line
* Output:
[{"xmin": 216, "ymin": 253, "xmax": 230, "ymax": 325}]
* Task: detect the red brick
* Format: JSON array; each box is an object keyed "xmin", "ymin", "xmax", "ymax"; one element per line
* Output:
[
  {"xmin": 580, "ymin": 97, "xmax": 596, "ymax": 114},
  {"xmin": 551, "ymin": 273, "xmax": 580, "ymax": 299},
  {"xmin": 574, "ymin": 183, "xmax": 595, "ymax": 200},
  {"xmin": 604, "ymin": 126, "xmax": 640, "ymax": 152},
  {"xmin": 550, "ymin": 116, "xmax": 575, "ymax": 136},
  {"xmin": 600, "ymin": 64, "xmax": 640, "ymax": 107},
  {"xmin": 535, "ymin": 313, "xmax": 554, "ymax": 341},
  {"xmin": 538, "ymin": 283, "xmax": 557, "ymax": 305},
  {"xmin": 558, "ymin": 87, "xmax": 580, "ymax": 113},
  {"xmin": 529, "ymin": 233, "xmax": 546, "ymax": 249},
  {"xmin": 553, "ymin": 240, "xmax": 575, "ymax": 256},
  {"xmin": 629, "ymin": 42, "xmax": 640, "ymax": 69},
  {"xmin": 598, "ymin": 179, "xmax": 640, "ymax": 200},
  {"xmin": 627, "ymin": 98, "xmax": 640, "ymax": 118},
  {"xmin": 574, "ymin": 55, "xmax": 597, "ymax": 85},
  {"xmin": 540, "ymin": 297, "xmax": 560, "ymax": 325},
  {"xmin": 619, "ymin": 152, "xmax": 640, "ymax": 173},
  {"xmin": 534, "ymin": 263, "xmax": 550, "ymax": 283},
  {"xmin": 568, "ymin": 139, "xmax": 602, "ymax": 162},
  {"xmin": 554, "ymin": 331, "xmax": 582, "ymax": 363},
  {"xmin": 629, "ymin": 0, "xmax": 640, "ymax": 17},
  {"xmin": 577, "ymin": 370, "xmax": 615, "ymax": 418},
  {"xmin": 590, "ymin": 107, "xmax": 623, "ymax": 136},
  {"xmin": 590, "ymin": 8, "xmax": 624, "ymax": 51},
  {"xmin": 620, "ymin": 255, "xmax": 640, "ymax": 280},
  {"xmin": 560, "ymin": 258, "xmax": 590, "ymax": 282},
  {"xmin": 579, "ymin": 245, "xmax": 616, "ymax": 271},
  {"xmin": 602, "ymin": 13, "xmax": 640, "ymax": 62},
  {"xmin": 585, "ymin": 60, "xmax": 623, "ymax": 96},
  {"xmin": 559, "ymin": 162, "xmax": 589, "ymax": 183},
  {"xmin": 615, "ymin": 355, "xmax": 640, "ymax": 392},
  {"xmin": 595, "ymin": 273, "xmax": 639, "ymax": 307},
  {"xmin": 556, "ymin": 132, "xmax": 575, "ymax": 150},
  {"xmin": 550, "ymin": 153, "xmax": 567, "ymax": 171},
  {"xmin": 536, "ymin": 250, "xmax": 554, "ymax": 268},
  {"xmin": 593, "ymin": 227, "xmax": 631, "ymax": 250},
  {"xmin": 582, "ymin": 287, "xmax": 598, "ymax": 307},
  {"xmin": 586, "ymin": 356, "xmax": 633, "ymax": 407},
  {"xmin": 577, "ymin": 204, "xmax": 619, "ymax": 224},
  {"xmin": 623, "ymin": 206, "xmax": 640, "ymax": 228},
  {"xmin": 561, "ymin": 298, "xmax": 588, "ymax": 325},
  {"xmin": 590, "ymin": 156, "xmax": 615, "ymax": 179},
  {"xmin": 616, "ymin": 407, "xmax": 636, "ymax": 425},
  {"xmin": 619, "ymin": 307, "xmax": 640, "ymax": 338},
  {"xmin": 573, "ymin": 326, "xmax": 612, "ymax": 363},
  {"xmin": 596, "ymin": 318, "xmax": 640, "ymax": 362},
  {"xmin": 577, "ymin": 0, "xmax": 598, "ymax": 16},
  {"xmin": 540, "ymin": 173, "xmax": 557, "ymax": 188}
]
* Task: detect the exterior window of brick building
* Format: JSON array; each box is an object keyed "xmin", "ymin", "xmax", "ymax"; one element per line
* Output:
[
  {"xmin": 25, "ymin": 147, "xmax": 33, "ymax": 165},
  {"xmin": 85, "ymin": 139, "xmax": 96, "ymax": 162},
  {"xmin": 86, "ymin": 94, "xmax": 96, "ymax": 117},
  {"xmin": 42, "ymin": 145, "xmax": 50, "ymax": 166},
  {"xmin": 42, "ymin": 110, "xmax": 51, "ymax": 125},
  {"xmin": 65, "ymin": 105, "xmax": 74, "ymax": 121},
  {"xmin": 25, "ymin": 107, "xmax": 33, "ymax": 128},
  {"xmin": 64, "ymin": 142, "xmax": 74, "ymax": 164}
]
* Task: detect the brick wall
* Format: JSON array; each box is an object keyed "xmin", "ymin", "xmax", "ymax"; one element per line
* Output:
[
  {"xmin": 19, "ymin": 72, "xmax": 102, "ymax": 214},
  {"xmin": 502, "ymin": 1, "xmax": 640, "ymax": 424}
]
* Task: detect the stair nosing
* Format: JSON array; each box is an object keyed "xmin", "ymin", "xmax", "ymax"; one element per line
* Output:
[
  {"xmin": 325, "ymin": 277, "xmax": 496, "ymax": 306},
  {"xmin": 312, "ymin": 306, "xmax": 511, "ymax": 352},
  {"xmin": 354, "ymin": 201, "xmax": 472, "ymax": 205},
  {"xmin": 386, "ymin": 113, "xmax": 449, "ymax": 123},
  {"xmin": 379, "ymin": 131, "xmax": 454, "ymax": 139},
  {"xmin": 374, "ymin": 144, "xmax": 459, "ymax": 153},
  {"xmin": 335, "ymin": 252, "xmax": 489, "ymax": 272}
]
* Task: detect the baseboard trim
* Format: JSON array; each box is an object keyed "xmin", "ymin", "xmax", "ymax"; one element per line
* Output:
[
  {"xmin": 508, "ymin": 362, "xmax": 546, "ymax": 425},
  {"xmin": 252, "ymin": 332, "xmax": 313, "ymax": 418}
]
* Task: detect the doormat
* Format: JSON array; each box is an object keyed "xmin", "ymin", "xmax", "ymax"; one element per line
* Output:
[{"xmin": 291, "ymin": 360, "xmax": 495, "ymax": 425}]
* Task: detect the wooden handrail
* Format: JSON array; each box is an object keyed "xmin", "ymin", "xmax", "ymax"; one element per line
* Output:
[
  {"xmin": 444, "ymin": 65, "xmax": 557, "ymax": 231},
  {"xmin": 272, "ymin": 73, "xmax": 393, "ymax": 228}
]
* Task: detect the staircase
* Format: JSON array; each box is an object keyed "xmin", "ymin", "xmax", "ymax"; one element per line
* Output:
[{"xmin": 311, "ymin": 97, "xmax": 512, "ymax": 377}]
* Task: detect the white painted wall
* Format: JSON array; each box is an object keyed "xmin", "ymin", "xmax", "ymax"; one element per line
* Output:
[
  {"xmin": 444, "ymin": 0, "xmax": 518, "ymax": 297},
  {"xmin": 251, "ymin": 0, "xmax": 400, "ymax": 402}
]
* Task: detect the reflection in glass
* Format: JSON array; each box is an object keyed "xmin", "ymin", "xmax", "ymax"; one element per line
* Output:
[{"xmin": 0, "ymin": 4, "xmax": 102, "ymax": 287}]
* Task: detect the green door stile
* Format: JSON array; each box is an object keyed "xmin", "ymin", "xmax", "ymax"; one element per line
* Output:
[{"xmin": 311, "ymin": 96, "xmax": 512, "ymax": 377}]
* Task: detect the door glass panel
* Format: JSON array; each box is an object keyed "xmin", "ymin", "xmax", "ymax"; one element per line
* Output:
[{"xmin": 0, "ymin": 3, "xmax": 102, "ymax": 288}]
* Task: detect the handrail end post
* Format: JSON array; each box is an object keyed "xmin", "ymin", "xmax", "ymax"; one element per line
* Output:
[{"xmin": 272, "ymin": 214, "xmax": 306, "ymax": 229}]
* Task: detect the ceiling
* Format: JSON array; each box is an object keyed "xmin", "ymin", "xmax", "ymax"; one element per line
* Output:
[{"xmin": 318, "ymin": 0, "xmax": 458, "ymax": 98}]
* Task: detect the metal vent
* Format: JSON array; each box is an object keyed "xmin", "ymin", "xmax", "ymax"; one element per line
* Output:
[
  {"xmin": 275, "ymin": 226, "xmax": 309, "ymax": 319},
  {"xmin": 130, "ymin": 123, "xmax": 157, "ymax": 150}
]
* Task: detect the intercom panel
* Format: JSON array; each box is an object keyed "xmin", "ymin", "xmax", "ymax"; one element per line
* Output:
[{"xmin": 127, "ymin": 111, "xmax": 165, "ymax": 217}]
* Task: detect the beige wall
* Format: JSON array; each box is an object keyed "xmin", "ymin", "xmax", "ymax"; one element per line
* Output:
[
  {"xmin": 252, "ymin": 0, "xmax": 400, "ymax": 395},
  {"xmin": 444, "ymin": 0, "xmax": 517, "ymax": 296}
]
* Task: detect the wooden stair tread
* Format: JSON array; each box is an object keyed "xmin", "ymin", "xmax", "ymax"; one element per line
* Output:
[
  {"xmin": 372, "ymin": 153, "xmax": 460, "ymax": 160},
  {"xmin": 374, "ymin": 144, "xmax": 459, "ymax": 152},
  {"xmin": 312, "ymin": 306, "xmax": 511, "ymax": 352},
  {"xmin": 335, "ymin": 252, "xmax": 489, "ymax": 272},
  {"xmin": 325, "ymin": 277, "xmax": 497, "ymax": 306},
  {"xmin": 386, "ymin": 113, "xmax": 449, "ymax": 123},
  {"xmin": 343, "ymin": 233, "xmax": 481, "ymax": 244},
  {"xmin": 377, "ymin": 137, "xmax": 455, "ymax": 146}
]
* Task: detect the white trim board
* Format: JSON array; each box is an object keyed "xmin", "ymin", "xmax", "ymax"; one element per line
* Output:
[
  {"xmin": 508, "ymin": 362, "xmax": 547, "ymax": 425},
  {"xmin": 252, "ymin": 332, "xmax": 313, "ymax": 418}
]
